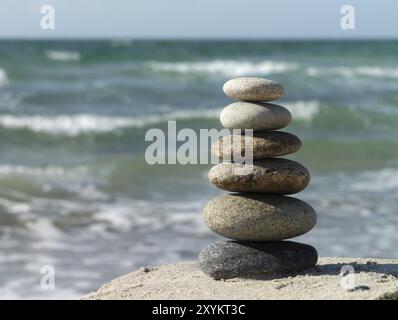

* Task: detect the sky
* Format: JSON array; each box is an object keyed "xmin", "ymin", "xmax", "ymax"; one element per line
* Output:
[{"xmin": 0, "ymin": 0, "xmax": 397, "ymax": 39}]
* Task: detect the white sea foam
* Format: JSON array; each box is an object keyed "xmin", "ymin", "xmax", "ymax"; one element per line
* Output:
[
  {"xmin": 0, "ymin": 102, "xmax": 322, "ymax": 135},
  {"xmin": 149, "ymin": 60, "xmax": 298, "ymax": 76},
  {"xmin": 355, "ymin": 66, "xmax": 398, "ymax": 78},
  {"xmin": 306, "ymin": 66, "xmax": 398, "ymax": 79},
  {"xmin": 0, "ymin": 114, "xmax": 135, "ymax": 135},
  {"xmin": 0, "ymin": 68, "xmax": 8, "ymax": 86},
  {"xmin": 285, "ymin": 100, "xmax": 321, "ymax": 122},
  {"xmin": 27, "ymin": 218, "xmax": 63, "ymax": 239},
  {"xmin": 0, "ymin": 110, "xmax": 219, "ymax": 135},
  {"xmin": 349, "ymin": 168, "xmax": 398, "ymax": 193},
  {"xmin": 0, "ymin": 164, "xmax": 108, "ymax": 204},
  {"xmin": 92, "ymin": 198, "xmax": 205, "ymax": 234},
  {"xmin": 0, "ymin": 164, "xmax": 76, "ymax": 176},
  {"xmin": 111, "ymin": 39, "xmax": 133, "ymax": 47},
  {"xmin": 45, "ymin": 50, "xmax": 81, "ymax": 61}
]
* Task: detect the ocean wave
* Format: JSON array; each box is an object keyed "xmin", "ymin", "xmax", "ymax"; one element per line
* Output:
[
  {"xmin": 348, "ymin": 167, "xmax": 398, "ymax": 193},
  {"xmin": 0, "ymin": 164, "xmax": 86, "ymax": 176},
  {"xmin": 110, "ymin": 39, "xmax": 133, "ymax": 47},
  {"xmin": 0, "ymin": 187, "xmax": 207, "ymax": 237},
  {"xmin": 0, "ymin": 68, "xmax": 8, "ymax": 86},
  {"xmin": 0, "ymin": 164, "xmax": 107, "ymax": 201},
  {"xmin": 0, "ymin": 101, "xmax": 322, "ymax": 136},
  {"xmin": 306, "ymin": 66, "xmax": 398, "ymax": 79},
  {"xmin": 285, "ymin": 100, "xmax": 321, "ymax": 122},
  {"xmin": 92, "ymin": 199, "xmax": 206, "ymax": 233},
  {"xmin": 0, "ymin": 110, "xmax": 219, "ymax": 136},
  {"xmin": 0, "ymin": 114, "xmax": 138, "ymax": 135},
  {"xmin": 148, "ymin": 60, "xmax": 298, "ymax": 76},
  {"xmin": 45, "ymin": 50, "xmax": 81, "ymax": 61}
]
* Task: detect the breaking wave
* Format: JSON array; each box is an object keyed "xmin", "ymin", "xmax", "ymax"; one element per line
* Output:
[
  {"xmin": 0, "ymin": 164, "xmax": 86, "ymax": 177},
  {"xmin": 349, "ymin": 167, "xmax": 398, "ymax": 193},
  {"xmin": 0, "ymin": 110, "xmax": 220, "ymax": 135},
  {"xmin": 0, "ymin": 68, "xmax": 8, "ymax": 86},
  {"xmin": 306, "ymin": 66, "xmax": 398, "ymax": 79},
  {"xmin": 148, "ymin": 60, "xmax": 298, "ymax": 76},
  {"xmin": 285, "ymin": 100, "xmax": 321, "ymax": 122},
  {"xmin": 45, "ymin": 50, "xmax": 81, "ymax": 61}
]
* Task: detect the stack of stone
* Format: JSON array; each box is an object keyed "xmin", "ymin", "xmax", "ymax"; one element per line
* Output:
[{"xmin": 199, "ymin": 77, "xmax": 318, "ymax": 280}]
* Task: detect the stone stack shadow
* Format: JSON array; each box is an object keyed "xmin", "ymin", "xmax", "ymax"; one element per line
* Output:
[{"xmin": 199, "ymin": 77, "xmax": 318, "ymax": 280}]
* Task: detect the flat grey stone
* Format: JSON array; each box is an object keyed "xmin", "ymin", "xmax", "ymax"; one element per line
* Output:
[
  {"xmin": 209, "ymin": 159, "xmax": 310, "ymax": 194},
  {"xmin": 198, "ymin": 240, "xmax": 318, "ymax": 280},
  {"xmin": 203, "ymin": 193, "xmax": 316, "ymax": 241},
  {"xmin": 223, "ymin": 77, "xmax": 284, "ymax": 101},
  {"xmin": 212, "ymin": 131, "xmax": 302, "ymax": 160},
  {"xmin": 220, "ymin": 102, "xmax": 291, "ymax": 131}
]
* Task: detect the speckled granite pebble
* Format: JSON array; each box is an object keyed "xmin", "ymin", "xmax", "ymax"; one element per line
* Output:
[
  {"xmin": 212, "ymin": 131, "xmax": 301, "ymax": 160},
  {"xmin": 220, "ymin": 102, "xmax": 291, "ymax": 131},
  {"xmin": 223, "ymin": 77, "xmax": 284, "ymax": 101},
  {"xmin": 209, "ymin": 159, "xmax": 310, "ymax": 194},
  {"xmin": 198, "ymin": 240, "xmax": 318, "ymax": 279},
  {"xmin": 203, "ymin": 193, "xmax": 316, "ymax": 241}
]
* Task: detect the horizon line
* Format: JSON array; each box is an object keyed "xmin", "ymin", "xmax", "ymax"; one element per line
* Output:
[{"xmin": 0, "ymin": 36, "xmax": 398, "ymax": 42}]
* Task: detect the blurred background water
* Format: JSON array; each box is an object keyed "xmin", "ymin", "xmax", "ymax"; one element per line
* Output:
[{"xmin": 0, "ymin": 40, "xmax": 398, "ymax": 298}]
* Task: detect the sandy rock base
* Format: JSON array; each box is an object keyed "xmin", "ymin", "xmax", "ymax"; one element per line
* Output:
[{"xmin": 82, "ymin": 257, "xmax": 398, "ymax": 300}]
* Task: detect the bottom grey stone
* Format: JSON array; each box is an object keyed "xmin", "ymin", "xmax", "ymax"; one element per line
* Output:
[{"xmin": 198, "ymin": 240, "xmax": 318, "ymax": 280}]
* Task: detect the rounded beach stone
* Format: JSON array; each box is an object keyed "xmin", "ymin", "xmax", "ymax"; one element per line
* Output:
[
  {"xmin": 223, "ymin": 77, "xmax": 284, "ymax": 101},
  {"xmin": 212, "ymin": 131, "xmax": 301, "ymax": 160},
  {"xmin": 198, "ymin": 240, "xmax": 318, "ymax": 279},
  {"xmin": 208, "ymin": 159, "xmax": 310, "ymax": 194},
  {"xmin": 203, "ymin": 193, "xmax": 316, "ymax": 241},
  {"xmin": 220, "ymin": 102, "xmax": 291, "ymax": 131}
]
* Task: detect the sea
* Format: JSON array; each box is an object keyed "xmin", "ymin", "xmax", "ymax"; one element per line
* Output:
[{"xmin": 0, "ymin": 40, "xmax": 398, "ymax": 298}]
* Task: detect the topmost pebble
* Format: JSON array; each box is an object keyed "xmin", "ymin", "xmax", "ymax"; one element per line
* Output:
[{"xmin": 223, "ymin": 77, "xmax": 284, "ymax": 102}]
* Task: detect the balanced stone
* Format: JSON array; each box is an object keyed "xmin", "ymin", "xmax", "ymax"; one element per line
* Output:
[
  {"xmin": 198, "ymin": 77, "xmax": 318, "ymax": 280},
  {"xmin": 220, "ymin": 102, "xmax": 291, "ymax": 131},
  {"xmin": 223, "ymin": 77, "xmax": 284, "ymax": 101},
  {"xmin": 203, "ymin": 193, "xmax": 316, "ymax": 241},
  {"xmin": 209, "ymin": 159, "xmax": 310, "ymax": 194},
  {"xmin": 199, "ymin": 240, "xmax": 318, "ymax": 279},
  {"xmin": 212, "ymin": 131, "xmax": 302, "ymax": 160}
]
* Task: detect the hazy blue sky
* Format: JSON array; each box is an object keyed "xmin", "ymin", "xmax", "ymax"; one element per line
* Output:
[{"xmin": 0, "ymin": 0, "xmax": 397, "ymax": 39}]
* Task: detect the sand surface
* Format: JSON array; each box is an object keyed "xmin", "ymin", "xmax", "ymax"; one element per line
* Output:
[{"xmin": 82, "ymin": 257, "xmax": 398, "ymax": 300}]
